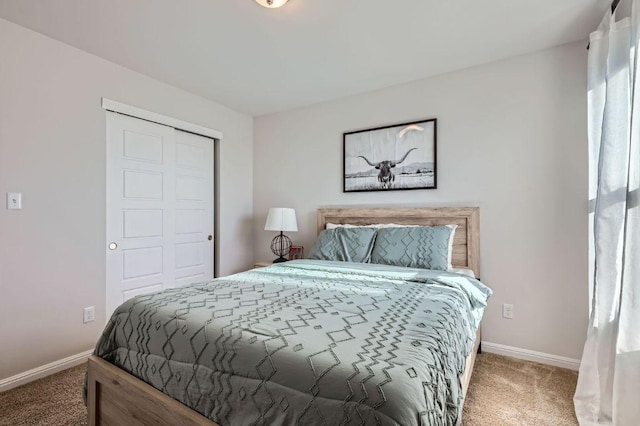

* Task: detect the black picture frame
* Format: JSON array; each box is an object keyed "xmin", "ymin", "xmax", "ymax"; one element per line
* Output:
[{"xmin": 343, "ymin": 118, "xmax": 437, "ymax": 192}]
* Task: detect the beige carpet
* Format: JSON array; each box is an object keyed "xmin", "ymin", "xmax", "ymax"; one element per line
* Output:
[
  {"xmin": 462, "ymin": 353, "xmax": 578, "ymax": 426},
  {"xmin": 0, "ymin": 364, "xmax": 88, "ymax": 426},
  {"xmin": 0, "ymin": 353, "xmax": 577, "ymax": 425}
]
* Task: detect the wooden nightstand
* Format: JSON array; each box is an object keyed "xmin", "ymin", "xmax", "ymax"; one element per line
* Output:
[{"xmin": 253, "ymin": 261, "xmax": 273, "ymax": 268}]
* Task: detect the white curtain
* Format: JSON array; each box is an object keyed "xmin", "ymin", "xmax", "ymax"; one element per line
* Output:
[{"xmin": 574, "ymin": 1, "xmax": 640, "ymax": 425}]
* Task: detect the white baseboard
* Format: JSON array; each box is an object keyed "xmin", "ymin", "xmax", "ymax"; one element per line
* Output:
[
  {"xmin": 481, "ymin": 341, "xmax": 581, "ymax": 371},
  {"xmin": 0, "ymin": 349, "xmax": 93, "ymax": 393}
]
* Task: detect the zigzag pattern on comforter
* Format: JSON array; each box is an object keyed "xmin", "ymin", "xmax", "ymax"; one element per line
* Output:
[{"xmin": 93, "ymin": 260, "xmax": 491, "ymax": 426}]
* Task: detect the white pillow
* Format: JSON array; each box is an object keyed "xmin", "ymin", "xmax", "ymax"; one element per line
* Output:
[
  {"xmin": 445, "ymin": 224, "xmax": 457, "ymax": 270},
  {"xmin": 449, "ymin": 268, "xmax": 476, "ymax": 278},
  {"xmin": 325, "ymin": 223, "xmax": 419, "ymax": 229}
]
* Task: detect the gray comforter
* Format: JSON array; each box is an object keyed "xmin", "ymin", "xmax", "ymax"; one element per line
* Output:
[{"xmin": 92, "ymin": 260, "xmax": 492, "ymax": 426}]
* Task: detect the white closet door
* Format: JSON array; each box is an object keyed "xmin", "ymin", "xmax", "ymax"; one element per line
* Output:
[
  {"xmin": 174, "ymin": 130, "xmax": 214, "ymax": 287},
  {"xmin": 106, "ymin": 112, "xmax": 214, "ymax": 317}
]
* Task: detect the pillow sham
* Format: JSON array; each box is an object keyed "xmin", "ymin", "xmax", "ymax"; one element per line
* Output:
[
  {"xmin": 370, "ymin": 225, "xmax": 457, "ymax": 271},
  {"xmin": 308, "ymin": 227, "xmax": 377, "ymax": 263}
]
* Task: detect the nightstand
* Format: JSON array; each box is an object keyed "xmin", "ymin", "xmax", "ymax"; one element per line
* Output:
[{"xmin": 253, "ymin": 261, "xmax": 273, "ymax": 268}]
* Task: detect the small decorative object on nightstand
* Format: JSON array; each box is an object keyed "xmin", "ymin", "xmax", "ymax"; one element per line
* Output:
[
  {"xmin": 289, "ymin": 246, "xmax": 304, "ymax": 260},
  {"xmin": 264, "ymin": 208, "xmax": 298, "ymax": 263}
]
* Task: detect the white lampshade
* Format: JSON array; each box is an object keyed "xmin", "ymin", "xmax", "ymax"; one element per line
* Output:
[
  {"xmin": 255, "ymin": 0, "xmax": 289, "ymax": 8},
  {"xmin": 264, "ymin": 208, "xmax": 298, "ymax": 232}
]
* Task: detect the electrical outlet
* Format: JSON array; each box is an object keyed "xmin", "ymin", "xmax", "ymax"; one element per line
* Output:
[
  {"xmin": 83, "ymin": 306, "xmax": 95, "ymax": 324},
  {"xmin": 503, "ymin": 303, "xmax": 514, "ymax": 319}
]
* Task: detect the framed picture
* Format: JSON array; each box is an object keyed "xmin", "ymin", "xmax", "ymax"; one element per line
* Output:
[
  {"xmin": 343, "ymin": 118, "xmax": 437, "ymax": 192},
  {"xmin": 289, "ymin": 246, "xmax": 304, "ymax": 260}
]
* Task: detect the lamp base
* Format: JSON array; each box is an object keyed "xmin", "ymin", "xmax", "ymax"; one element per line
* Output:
[{"xmin": 270, "ymin": 232, "xmax": 292, "ymax": 264}]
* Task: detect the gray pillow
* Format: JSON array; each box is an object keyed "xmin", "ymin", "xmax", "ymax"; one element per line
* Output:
[
  {"xmin": 371, "ymin": 225, "xmax": 456, "ymax": 270},
  {"xmin": 308, "ymin": 227, "xmax": 377, "ymax": 263}
]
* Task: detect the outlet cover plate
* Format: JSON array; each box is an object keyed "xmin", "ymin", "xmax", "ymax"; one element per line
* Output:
[
  {"xmin": 503, "ymin": 303, "xmax": 514, "ymax": 319},
  {"xmin": 83, "ymin": 306, "xmax": 95, "ymax": 323}
]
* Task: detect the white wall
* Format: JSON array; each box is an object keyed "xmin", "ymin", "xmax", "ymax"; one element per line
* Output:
[
  {"xmin": 0, "ymin": 18, "xmax": 253, "ymax": 380},
  {"xmin": 254, "ymin": 41, "xmax": 589, "ymax": 360}
]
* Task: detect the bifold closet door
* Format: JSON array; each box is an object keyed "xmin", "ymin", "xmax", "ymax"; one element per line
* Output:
[{"xmin": 106, "ymin": 112, "xmax": 214, "ymax": 317}]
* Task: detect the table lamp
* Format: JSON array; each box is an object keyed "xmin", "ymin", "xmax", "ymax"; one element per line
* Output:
[{"xmin": 264, "ymin": 208, "xmax": 298, "ymax": 263}]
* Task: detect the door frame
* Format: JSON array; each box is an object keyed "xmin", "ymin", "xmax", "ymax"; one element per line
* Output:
[
  {"xmin": 102, "ymin": 98, "xmax": 223, "ymax": 140},
  {"xmin": 103, "ymin": 98, "xmax": 221, "ymax": 309}
]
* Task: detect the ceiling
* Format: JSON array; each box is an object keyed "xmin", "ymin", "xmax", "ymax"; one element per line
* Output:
[{"xmin": 0, "ymin": 0, "xmax": 609, "ymax": 116}]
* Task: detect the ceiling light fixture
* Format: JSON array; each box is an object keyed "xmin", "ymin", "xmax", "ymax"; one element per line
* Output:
[{"xmin": 255, "ymin": 0, "xmax": 289, "ymax": 8}]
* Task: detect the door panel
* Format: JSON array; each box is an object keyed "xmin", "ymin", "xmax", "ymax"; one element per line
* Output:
[
  {"xmin": 106, "ymin": 113, "xmax": 214, "ymax": 317},
  {"xmin": 175, "ymin": 273, "xmax": 205, "ymax": 288},
  {"xmin": 176, "ymin": 209, "xmax": 204, "ymax": 234},
  {"xmin": 122, "ymin": 284, "xmax": 163, "ymax": 301},
  {"xmin": 123, "ymin": 130, "xmax": 164, "ymax": 163},
  {"xmin": 173, "ymin": 130, "xmax": 214, "ymax": 288},
  {"xmin": 123, "ymin": 210, "xmax": 163, "ymax": 238},
  {"xmin": 175, "ymin": 175, "xmax": 206, "ymax": 200},
  {"xmin": 123, "ymin": 170, "xmax": 163, "ymax": 199}
]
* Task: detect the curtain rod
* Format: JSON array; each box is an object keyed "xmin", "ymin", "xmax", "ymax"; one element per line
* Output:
[{"xmin": 587, "ymin": 0, "xmax": 622, "ymax": 49}]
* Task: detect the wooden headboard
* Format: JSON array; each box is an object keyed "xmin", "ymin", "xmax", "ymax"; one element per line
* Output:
[{"xmin": 317, "ymin": 207, "xmax": 480, "ymax": 277}]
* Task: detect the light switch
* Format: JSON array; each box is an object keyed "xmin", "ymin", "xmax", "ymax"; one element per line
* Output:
[{"xmin": 7, "ymin": 192, "xmax": 22, "ymax": 210}]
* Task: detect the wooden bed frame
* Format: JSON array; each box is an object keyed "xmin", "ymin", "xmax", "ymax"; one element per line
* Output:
[{"xmin": 87, "ymin": 207, "xmax": 481, "ymax": 425}]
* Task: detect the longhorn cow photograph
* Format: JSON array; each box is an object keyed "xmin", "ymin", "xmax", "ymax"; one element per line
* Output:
[{"xmin": 343, "ymin": 118, "xmax": 437, "ymax": 192}]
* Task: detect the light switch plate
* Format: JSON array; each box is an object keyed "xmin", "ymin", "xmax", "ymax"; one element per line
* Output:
[{"xmin": 7, "ymin": 192, "xmax": 22, "ymax": 210}]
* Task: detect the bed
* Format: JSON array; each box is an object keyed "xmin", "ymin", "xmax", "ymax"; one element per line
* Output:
[{"xmin": 86, "ymin": 207, "xmax": 490, "ymax": 426}]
